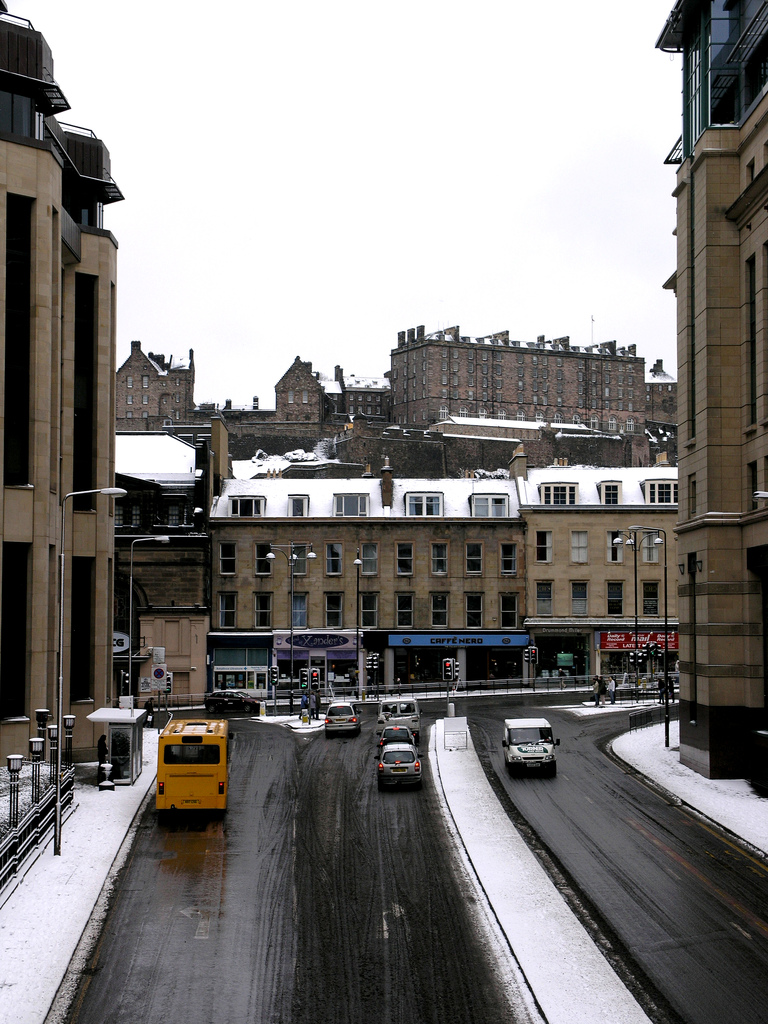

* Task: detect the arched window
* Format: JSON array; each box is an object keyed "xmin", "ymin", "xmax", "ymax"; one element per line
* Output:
[
  {"xmin": 572, "ymin": 414, "xmax": 581, "ymax": 424},
  {"xmin": 459, "ymin": 406, "xmax": 469, "ymax": 418},
  {"xmin": 498, "ymin": 409, "xmax": 507, "ymax": 420},
  {"xmin": 608, "ymin": 416, "xmax": 617, "ymax": 431},
  {"xmin": 554, "ymin": 412, "xmax": 563, "ymax": 424},
  {"xmin": 535, "ymin": 412, "xmax": 545, "ymax": 422},
  {"xmin": 626, "ymin": 417, "xmax": 635, "ymax": 432},
  {"xmin": 590, "ymin": 414, "xmax": 599, "ymax": 429},
  {"xmin": 479, "ymin": 408, "xmax": 488, "ymax": 418},
  {"xmin": 517, "ymin": 409, "xmax": 526, "ymax": 421},
  {"xmin": 439, "ymin": 405, "xmax": 449, "ymax": 419}
]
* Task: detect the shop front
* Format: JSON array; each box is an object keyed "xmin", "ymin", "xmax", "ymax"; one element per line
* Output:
[
  {"xmin": 527, "ymin": 627, "xmax": 592, "ymax": 681},
  {"xmin": 207, "ymin": 632, "xmax": 272, "ymax": 692},
  {"xmin": 385, "ymin": 632, "xmax": 529, "ymax": 686},
  {"xmin": 273, "ymin": 630, "xmax": 361, "ymax": 690},
  {"xmin": 597, "ymin": 629, "xmax": 679, "ymax": 679}
]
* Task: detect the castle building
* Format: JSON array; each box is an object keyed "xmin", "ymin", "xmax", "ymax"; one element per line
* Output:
[
  {"xmin": 115, "ymin": 339, "xmax": 195, "ymax": 429},
  {"xmin": 658, "ymin": 0, "xmax": 768, "ymax": 777},
  {"xmin": 0, "ymin": 5, "xmax": 123, "ymax": 761}
]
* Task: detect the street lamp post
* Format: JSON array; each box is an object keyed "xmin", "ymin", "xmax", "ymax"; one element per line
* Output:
[
  {"xmin": 56, "ymin": 486, "xmax": 126, "ymax": 856},
  {"xmin": 630, "ymin": 526, "xmax": 670, "ymax": 747},
  {"xmin": 128, "ymin": 536, "xmax": 170, "ymax": 705},
  {"xmin": 267, "ymin": 544, "xmax": 316, "ymax": 688},
  {"xmin": 614, "ymin": 530, "xmax": 639, "ymax": 682},
  {"xmin": 354, "ymin": 551, "xmax": 363, "ymax": 697}
]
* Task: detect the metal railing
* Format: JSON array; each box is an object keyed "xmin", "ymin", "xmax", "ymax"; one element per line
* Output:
[
  {"xmin": 0, "ymin": 764, "xmax": 75, "ymax": 903},
  {"xmin": 628, "ymin": 702, "xmax": 680, "ymax": 733}
]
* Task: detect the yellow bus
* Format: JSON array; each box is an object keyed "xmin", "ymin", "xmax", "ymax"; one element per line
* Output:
[{"xmin": 156, "ymin": 719, "xmax": 228, "ymax": 812}]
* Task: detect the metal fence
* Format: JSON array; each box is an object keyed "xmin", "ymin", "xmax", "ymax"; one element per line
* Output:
[
  {"xmin": 0, "ymin": 763, "xmax": 75, "ymax": 902},
  {"xmin": 628, "ymin": 702, "xmax": 680, "ymax": 733}
]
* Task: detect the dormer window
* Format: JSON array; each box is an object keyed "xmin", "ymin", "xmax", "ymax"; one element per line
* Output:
[
  {"xmin": 230, "ymin": 496, "xmax": 265, "ymax": 517},
  {"xmin": 541, "ymin": 483, "xmax": 577, "ymax": 505},
  {"xmin": 645, "ymin": 481, "xmax": 678, "ymax": 504},
  {"xmin": 599, "ymin": 482, "xmax": 621, "ymax": 505},
  {"xmin": 407, "ymin": 493, "xmax": 442, "ymax": 516},
  {"xmin": 288, "ymin": 495, "xmax": 309, "ymax": 517},
  {"xmin": 334, "ymin": 494, "xmax": 368, "ymax": 517},
  {"xmin": 471, "ymin": 495, "xmax": 508, "ymax": 517}
]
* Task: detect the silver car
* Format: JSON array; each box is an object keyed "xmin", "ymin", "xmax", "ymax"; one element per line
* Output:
[
  {"xmin": 376, "ymin": 699, "xmax": 421, "ymax": 744},
  {"xmin": 376, "ymin": 742, "xmax": 422, "ymax": 790},
  {"xmin": 324, "ymin": 701, "xmax": 361, "ymax": 737}
]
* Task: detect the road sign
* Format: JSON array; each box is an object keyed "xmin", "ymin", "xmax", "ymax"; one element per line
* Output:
[{"xmin": 152, "ymin": 664, "xmax": 167, "ymax": 689}]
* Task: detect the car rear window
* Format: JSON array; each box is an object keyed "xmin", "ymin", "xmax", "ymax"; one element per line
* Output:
[
  {"xmin": 382, "ymin": 749, "xmax": 415, "ymax": 764},
  {"xmin": 328, "ymin": 706, "xmax": 354, "ymax": 717},
  {"xmin": 399, "ymin": 702, "xmax": 416, "ymax": 714}
]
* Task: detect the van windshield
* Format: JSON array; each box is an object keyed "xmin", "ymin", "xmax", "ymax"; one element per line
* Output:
[{"xmin": 507, "ymin": 727, "xmax": 553, "ymax": 744}]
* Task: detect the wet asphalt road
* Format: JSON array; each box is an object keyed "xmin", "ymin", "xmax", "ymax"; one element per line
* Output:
[
  {"xmin": 64, "ymin": 712, "xmax": 525, "ymax": 1024},
  {"xmin": 467, "ymin": 697, "xmax": 768, "ymax": 1024}
]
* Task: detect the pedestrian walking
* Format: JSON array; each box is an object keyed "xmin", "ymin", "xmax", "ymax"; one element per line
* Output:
[
  {"xmin": 558, "ymin": 667, "xmax": 566, "ymax": 690},
  {"xmin": 658, "ymin": 677, "xmax": 665, "ymax": 704},
  {"xmin": 593, "ymin": 676, "xmax": 600, "ymax": 707},
  {"xmin": 598, "ymin": 676, "xmax": 607, "ymax": 707},
  {"xmin": 309, "ymin": 688, "xmax": 318, "ymax": 720},
  {"xmin": 97, "ymin": 734, "xmax": 109, "ymax": 784},
  {"xmin": 608, "ymin": 675, "xmax": 616, "ymax": 704}
]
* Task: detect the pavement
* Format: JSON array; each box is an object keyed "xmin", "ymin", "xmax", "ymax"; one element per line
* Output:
[{"xmin": 0, "ymin": 703, "xmax": 766, "ymax": 1024}]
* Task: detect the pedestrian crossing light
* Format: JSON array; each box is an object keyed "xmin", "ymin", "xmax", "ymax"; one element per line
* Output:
[
  {"xmin": 269, "ymin": 666, "xmax": 279, "ymax": 685},
  {"xmin": 299, "ymin": 668, "xmax": 309, "ymax": 689}
]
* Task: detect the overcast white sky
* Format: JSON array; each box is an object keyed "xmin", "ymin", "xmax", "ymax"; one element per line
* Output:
[{"xmin": 17, "ymin": 1, "xmax": 682, "ymax": 409}]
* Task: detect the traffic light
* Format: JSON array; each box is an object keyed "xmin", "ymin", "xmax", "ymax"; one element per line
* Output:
[
  {"xmin": 529, "ymin": 646, "xmax": 538, "ymax": 664},
  {"xmin": 310, "ymin": 668, "xmax": 320, "ymax": 687},
  {"xmin": 442, "ymin": 657, "xmax": 455, "ymax": 681},
  {"xmin": 524, "ymin": 648, "xmax": 531, "ymax": 663},
  {"xmin": 269, "ymin": 666, "xmax": 279, "ymax": 684},
  {"xmin": 299, "ymin": 668, "xmax": 309, "ymax": 689}
]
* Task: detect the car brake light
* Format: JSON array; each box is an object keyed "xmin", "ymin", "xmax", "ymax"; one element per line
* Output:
[
  {"xmin": 350, "ymin": 717, "xmax": 358, "ymax": 723},
  {"xmin": 414, "ymin": 761, "xmax": 421, "ymax": 771},
  {"xmin": 158, "ymin": 781, "xmax": 164, "ymax": 794},
  {"xmin": 377, "ymin": 762, "xmax": 384, "ymax": 771},
  {"xmin": 325, "ymin": 718, "xmax": 331, "ymax": 724}
]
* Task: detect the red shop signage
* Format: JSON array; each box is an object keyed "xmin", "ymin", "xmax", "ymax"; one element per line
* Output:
[{"xmin": 599, "ymin": 631, "xmax": 678, "ymax": 651}]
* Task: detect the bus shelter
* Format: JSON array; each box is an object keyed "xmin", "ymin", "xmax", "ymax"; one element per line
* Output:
[{"xmin": 86, "ymin": 707, "xmax": 146, "ymax": 785}]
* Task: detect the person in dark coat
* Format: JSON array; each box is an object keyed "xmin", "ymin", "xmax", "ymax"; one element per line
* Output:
[{"xmin": 97, "ymin": 734, "xmax": 109, "ymax": 784}]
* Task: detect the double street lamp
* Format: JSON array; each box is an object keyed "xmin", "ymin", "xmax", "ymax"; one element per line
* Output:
[
  {"xmin": 56, "ymin": 486, "xmax": 126, "ymax": 856},
  {"xmin": 267, "ymin": 544, "xmax": 316, "ymax": 685}
]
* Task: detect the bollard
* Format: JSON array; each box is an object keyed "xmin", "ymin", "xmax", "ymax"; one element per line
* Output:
[
  {"xmin": 63, "ymin": 714, "xmax": 76, "ymax": 768},
  {"xmin": 47, "ymin": 724, "xmax": 58, "ymax": 784},
  {"xmin": 448, "ymin": 702, "xmax": 455, "ymax": 717},
  {"xmin": 99, "ymin": 762, "xmax": 115, "ymax": 791},
  {"xmin": 29, "ymin": 737, "xmax": 44, "ymax": 804},
  {"xmin": 7, "ymin": 754, "xmax": 23, "ymax": 829}
]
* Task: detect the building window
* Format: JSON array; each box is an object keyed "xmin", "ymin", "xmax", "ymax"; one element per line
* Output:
[
  {"xmin": 219, "ymin": 593, "xmax": 236, "ymax": 628},
  {"xmin": 292, "ymin": 593, "xmax": 307, "ymax": 628},
  {"xmin": 325, "ymin": 593, "xmax": 343, "ymax": 627},
  {"xmin": 142, "ymin": 375, "xmax": 149, "ymax": 388},
  {"xmin": 431, "ymin": 542, "xmax": 448, "ymax": 575},
  {"xmin": 407, "ymin": 493, "xmax": 442, "ymax": 516},
  {"xmin": 126, "ymin": 394, "xmax": 133, "ymax": 405},
  {"xmin": 541, "ymin": 483, "xmax": 577, "ymax": 505},
  {"xmin": 255, "ymin": 594, "xmax": 272, "ymax": 628},
  {"xmin": 219, "ymin": 542, "xmax": 236, "ymax": 575},
  {"xmin": 471, "ymin": 495, "xmax": 508, "ymax": 517},
  {"xmin": 500, "ymin": 543, "xmax": 517, "ymax": 575},
  {"xmin": 466, "ymin": 542, "xmax": 483, "ymax": 575},
  {"xmin": 396, "ymin": 594, "xmax": 413, "ymax": 627},
  {"xmin": 302, "ymin": 389, "xmax": 308, "ymax": 404},
  {"xmin": 643, "ymin": 582, "xmax": 659, "ymax": 616},
  {"xmin": 291, "ymin": 544, "xmax": 309, "ymax": 575},
  {"xmin": 536, "ymin": 582, "xmax": 552, "ymax": 615},
  {"xmin": 607, "ymin": 531, "xmax": 623, "ymax": 563},
  {"xmin": 142, "ymin": 394, "xmax": 148, "ymax": 405},
  {"xmin": 439, "ymin": 405, "xmax": 449, "ymax": 418},
  {"xmin": 689, "ymin": 475, "xmax": 697, "ymax": 516},
  {"xmin": 127, "ymin": 376, "xmax": 133, "ymax": 388},
  {"xmin": 536, "ymin": 531, "xmax": 552, "ymax": 562},
  {"xmin": 571, "ymin": 531, "xmax": 588, "ymax": 563},
  {"xmin": 288, "ymin": 495, "xmax": 308, "ymax": 516},
  {"xmin": 607, "ymin": 581, "xmax": 623, "ymax": 615},
  {"xmin": 361, "ymin": 593, "xmax": 378, "ymax": 627},
  {"xmin": 254, "ymin": 543, "xmax": 272, "ymax": 575},
  {"xmin": 431, "ymin": 593, "xmax": 448, "ymax": 627},
  {"xmin": 334, "ymin": 494, "xmax": 368, "ymax": 516},
  {"xmin": 288, "ymin": 389, "xmax": 294, "ymax": 404},
  {"xmin": 131, "ymin": 505, "xmax": 141, "ymax": 528},
  {"xmin": 625, "ymin": 418, "xmax": 635, "ymax": 432},
  {"xmin": 326, "ymin": 543, "xmax": 343, "ymax": 575},
  {"xmin": 601, "ymin": 483, "xmax": 619, "ymax": 505},
  {"xmin": 361, "ymin": 542, "xmax": 378, "ymax": 575},
  {"xmin": 465, "ymin": 593, "xmax": 483, "ymax": 628},
  {"xmin": 230, "ymin": 497, "xmax": 265, "ymax": 517},
  {"xmin": 641, "ymin": 533, "xmax": 660, "ymax": 563},
  {"xmin": 396, "ymin": 542, "xmax": 413, "ymax": 575},
  {"xmin": 500, "ymin": 593, "xmax": 517, "ymax": 628},
  {"xmin": 646, "ymin": 481, "xmax": 678, "ymax": 504},
  {"xmin": 571, "ymin": 581, "xmax": 588, "ymax": 615}
]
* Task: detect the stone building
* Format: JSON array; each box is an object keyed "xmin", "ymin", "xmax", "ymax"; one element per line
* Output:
[
  {"xmin": 0, "ymin": 6, "xmax": 123, "ymax": 762},
  {"xmin": 115, "ymin": 339, "xmax": 195, "ymax": 429},
  {"xmin": 389, "ymin": 325, "xmax": 649, "ymax": 432},
  {"xmin": 657, "ymin": 0, "xmax": 768, "ymax": 777}
]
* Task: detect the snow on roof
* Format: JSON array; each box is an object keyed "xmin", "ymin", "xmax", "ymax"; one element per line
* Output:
[
  {"xmin": 343, "ymin": 375, "xmax": 389, "ymax": 390},
  {"xmin": 519, "ymin": 465, "xmax": 677, "ymax": 506},
  {"xmin": 212, "ymin": 475, "xmax": 523, "ymax": 518},
  {"xmin": 646, "ymin": 368, "xmax": 676, "ymax": 383},
  {"xmin": 321, "ymin": 380, "xmax": 343, "ymax": 395},
  {"xmin": 116, "ymin": 433, "xmax": 196, "ymax": 480}
]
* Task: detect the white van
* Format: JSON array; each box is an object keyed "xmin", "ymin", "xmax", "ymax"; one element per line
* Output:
[
  {"xmin": 502, "ymin": 717, "xmax": 559, "ymax": 777},
  {"xmin": 376, "ymin": 699, "xmax": 421, "ymax": 744}
]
